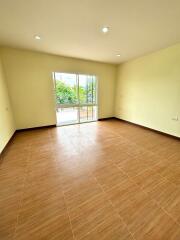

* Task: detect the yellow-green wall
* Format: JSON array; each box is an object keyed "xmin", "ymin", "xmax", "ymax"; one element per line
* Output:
[
  {"xmin": 1, "ymin": 42, "xmax": 180, "ymax": 145},
  {"xmin": 0, "ymin": 54, "xmax": 15, "ymax": 153},
  {"xmin": 115, "ymin": 43, "xmax": 180, "ymax": 137},
  {"xmin": 1, "ymin": 47, "xmax": 117, "ymax": 130}
]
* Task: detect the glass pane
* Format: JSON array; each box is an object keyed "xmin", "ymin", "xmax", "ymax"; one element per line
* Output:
[
  {"xmin": 79, "ymin": 106, "xmax": 98, "ymax": 123},
  {"xmin": 80, "ymin": 106, "xmax": 88, "ymax": 122},
  {"xmin": 87, "ymin": 76, "xmax": 93, "ymax": 103},
  {"xmin": 92, "ymin": 76, "xmax": 97, "ymax": 104},
  {"xmin": 54, "ymin": 73, "xmax": 78, "ymax": 105},
  {"xmin": 79, "ymin": 74, "xmax": 88, "ymax": 104},
  {"xmin": 93, "ymin": 106, "xmax": 98, "ymax": 120},
  {"xmin": 79, "ymin": 75, "xmax": 97, "ymax": 105},
  {"xmin": 56, "ymin": 107, "xmax": 78, "ymax": 125},
  {"xmin": 87, "ymin": 106, "xmax": 93, "ymax": 121},
  {"xmin": 54, "ymin": 72, "xmax": 97, "ymax": 126}
]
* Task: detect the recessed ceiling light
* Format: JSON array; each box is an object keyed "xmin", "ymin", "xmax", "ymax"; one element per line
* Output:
[
  {"xmin": 101, "ymin": 26, "xmax": 109, "ymax": 33},
  {"xmin": 116, "ymin": 54, "xmax": 121, "ymax": 57},
  {"xmin": 34, "ymin": 35, "xmax": 41, "ymax": 40}
]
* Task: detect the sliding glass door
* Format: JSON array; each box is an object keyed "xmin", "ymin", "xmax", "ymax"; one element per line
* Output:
[{"xmin": 53, "ymin": 72, "xmax": 98, "ymax": 126}]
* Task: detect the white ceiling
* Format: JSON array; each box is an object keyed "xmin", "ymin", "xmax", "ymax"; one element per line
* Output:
[{"xmin": 0, "ymin": 0, "xmax": 180, "ymax": 64}]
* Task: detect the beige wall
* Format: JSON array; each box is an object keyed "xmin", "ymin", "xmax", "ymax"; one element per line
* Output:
[
  {"xmin": 1, "ymin": 47, "xmax": 117, "ymax": 130},
  {"xmin": 115, "ymin": 43, "xmax": 180, "ymax": 137},
  {"xmin": 0, "ymin": 54, "xmax": 15, "ymax": 153},
  {"xmin": 1, "ymin": 43, "xmax": 179, "ymax": 139}
]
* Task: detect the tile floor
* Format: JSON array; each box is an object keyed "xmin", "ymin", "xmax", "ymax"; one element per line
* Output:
[{"xmin": 0, "ymin": 119, "xmax": 180, "ymax": 240}]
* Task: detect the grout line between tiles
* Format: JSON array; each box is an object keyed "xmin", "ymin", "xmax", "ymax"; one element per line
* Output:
[
  {"xmin": 68, "ymin": 176, "xmax": 133, "ymax": 240},
  {"xmin": 63, "ymin": 190, "xmax": 114, "ymax": 240},
  {"xmin": 150, "ymin": 161, "xmax": 179, "ymax": 188},
  {"xmin": 2, "ymin": 123, "xmax": 179, "ymax": 240},
  {"xmin": 61, "ymin": 168, "xmax": 133, "ymax": 240},
  {"xmin": 51, "ymin": 137, "xmax": 76, "ymax": 240},
  {"xmin": 13, "ymin": 144, "xmax": 31, "ymax": 240},
  {"xmin": 116, "ymin": 163, "xmax": 180, "ymax": 228},
  {"xmin": 62, "ymin": 190, "xmax": 76, "ymax": 240},
  {"xmin": 92, "ymin": 175, "xmax": 136, "ymax": 240},
  {"xmin": 152, "ymin": 198, "xmax": 180, "ymax": 227}
]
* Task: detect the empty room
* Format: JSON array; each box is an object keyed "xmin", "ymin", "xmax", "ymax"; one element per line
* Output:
[{"xmin": 0, "ymin": 0, "xmax": 180, "ymax": 239}]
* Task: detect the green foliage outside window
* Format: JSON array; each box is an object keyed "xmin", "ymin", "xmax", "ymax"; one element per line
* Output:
[
  {"xmin": 55, "ymin": 80, "xmax": 96, "ymax": 105},
  {"xmin": 56, "ymin": 81, "xmax": 77, "ymax": 104}
]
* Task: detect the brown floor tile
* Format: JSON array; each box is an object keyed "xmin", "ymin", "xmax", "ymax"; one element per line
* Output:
[
  {"xmin": 0, "ymin": 119, "xmax": 180, "ymax": 240},
  {"xmin": 132, "ymin": 168, "xmax": 166, "ymax": 193},
  {"xmin": 133, "ymin": 210, "xmax": 180, "ymax": 240},
  {"xmin": 0, "ymin": 197, "xmax": 20, "ymax": 240},
  {"xmin": 147, "ymin": 179, "xmax": 180, "ymax": 224},
  {"xmin": 117, "ymin": 157, "xmax": 149, "ymax": 177},
  {"xmin": 14, "ymin": 213, "xmax": 73, "ymax": 240},
  {"xmin": 81, "ymin": 215, "xmax": 133, "ymax": 240},
  {"xmin": 93, "ymin": 164, "xmax": 128, "ymax": 190},
  {"xmin": 18, "ymin": 188, "xmax": 67, "ymax": 225},
  {"xmin": 106, "ymin": 178, "xmax": 166, "ymax": 234},
  {"xmin": 69, "ymin": 193, "xmax": 119, "ymax": 239},
  {"xmin": 153, "ymin": 162, "xmax": 180, "ymax": 186},
  {"xmin": 64, "ymin": 176, "xmax": 103, "ymax": 210}
]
